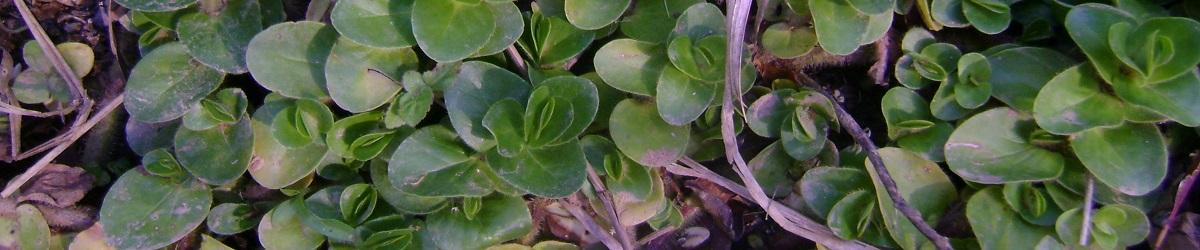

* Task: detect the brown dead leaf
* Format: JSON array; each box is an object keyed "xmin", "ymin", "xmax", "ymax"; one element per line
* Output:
[{"xmin": 17, "ymin": 163, "xmax": 93, "ymax": 207}]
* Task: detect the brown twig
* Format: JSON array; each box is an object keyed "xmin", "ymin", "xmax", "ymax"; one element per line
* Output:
[
  {"xmin": 561, "ymin": 193, "xmax": 624, "ymax": 250},
  {"xmin": 585, "ymin": 165, "xmax": 636, "ymax": 250},
  {"xmin": 1154, "ymin": 153, "xmax": 1200, "ymax": 249},
  {"xmin": 2, "ymin": 95, "xmax": 123, "ymax": 198},
  {"xmin": 666, "ymin": 159, "xmax": 877, "ymax": 249},
  {"xmin": 790, "ymin": 72, "xmax": 953, "ymax": 250}
]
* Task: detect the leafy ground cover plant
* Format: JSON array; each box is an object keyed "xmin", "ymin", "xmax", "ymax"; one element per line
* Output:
[{"xmin": 3, "ymin": 0, "xmax": 1200, "ymax": 249}]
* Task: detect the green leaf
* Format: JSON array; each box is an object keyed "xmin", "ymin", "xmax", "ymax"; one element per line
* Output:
[
  {"xmin": 1055, "ymin": 204, "xmax": 1150, "ymax": 249},
  {"xmin": 362, "ymin": 228, "xmax": 417, "ymax": 249},
  {"xmin": 200, "ymin": 234, "xmax": 234, "ymax": 250},
  {"xmin": 385, "ymin": 75, "xmax": 434, "ymax": 128},
  {"xmin": 672, "ymin": 3, "xmax": 726, "ymax": 40},
  {"xmin": 1115, "ymin": 17, "xmax": 1200, "ymax": 84},
  {"xmin": 339, "ymin": 184, "xmax": 378, "ymax": 225},
  {"xmin": 483, "ymin": 99, "xmax": 527, "ymax": 157},
  {"xmin": 564, "ymin": 0, "xmax": 630, "ymax": 30},
  {"xmin": 597, "ymin": 166, "xmax": 668, "ymax": 226},
  {"xmin": 966, "ymin": 187, "xmax": 1056, "ymax": 250},
  {"xmin": 327, "ymin": 112, "xmax": 392, "ymax": 161},
  {"xmin": 656, "ymin": 66, "xmax": 717, "ymax": 125},
  {"xmin": 581, "ymin": 135, "xmax": 654, "ymax": 201},
  {"xmin": 21, "ymin": 40, "xmax": 94, "ymax": 77},
  {"xmin": 176, "ymin": 0, "xmax": 262, "ymax": 74},
  {"xmin": 249, "ymin": 97, "xmax": 331, "ymax": 189},
  {"xmin": 100, "ymin": 171, "xmax": 212, "ymax": 250},
  {"xmin": 246, "ymin": 21, "xmax": 338, "ymax": 100},
  {"xmin": 865, "ymin": 148, "xmax": 957, "ymax": 250},
  {"xmin": 325, "ymin": 37, "xmax": 417, "ymax": 113},
  {"xmin": 259, "ymin": 198, "xmax": 326, "ymax": 250},
  {"xmin": 896, "ymin": 121, "xmax": 954, "ymax": 162},
  {"xmin": 780, "ymin": 109, "xmax": 829, "ymax": 161},
  {"xmin": 931, "ymin": 0, "xmax": 969, "ymax": 27},
  {"xmin": 411, "ymin": 0, "xmax": 495, "ymax": 62},
  {"xmin": 619, "ymin": 0, "xmax": 701, "ymax": 43},
  {"xmin": 330, "ymin": 0, "xmax": 416, "ymax": 48},
  {"xmin": 749, "ymin": 142, "xmax": 800, "ymax": 198},
  {"xmin": 593, "ymin": 39, "xmax": 669, "ymax": 96},
  {"xmin": 387, "ymin": 126, "xmax": 493, "ymax": 197},
  {"xmin": 369, "ymin": 160, "xmax": 449, "ymax": 214},
  {"xmin": 1032, "ymin": 64, "xmax": 1125, "ymax": 135},
  {"xmin": 301, "ymin": 186, "xmax": 357, "ymax": 242},
  {"xmin": 446, "ymin": 61, "xmax": 531, "ymax": 150},
  {"xmin": 609, "ymin": 99, "xmax": 690, "ymax": 167},
  {"xmin": 174, "ymin": 115, "xmax": 253, "ymax": 186},
  {"xmin": 953, "ymin": 52, "xmax": 992, "ymax": 109},
  {"xmin": 809, "ymin": 0, "xmax": 892, "ymax": 55},
  {"xmin": 881, "ymin": 87, "xmax": 933, "ymax": 139},
  {"xmin": 271, "ymin": 99, "xmax": 335, "ymax": 148},
  {"xmin": 473, "ymin": 1, "xmax": 523, "ymax": 57},
  {"xmin": 207, "ymin": 203, "xmax": 256, "ymax": 235},
  {"xmin": 0, "ymin": 204, "xmax": 50, "ymax": 250},
  {"xmin": 964, "ymin": 0, "xmax": 1012, "ymax": 34},
  {"xmin": 929, "ymin": 78, "xmax": 971, "ymax": 121},
  {"xmin": 520, "ymin": 12, "xmax": 594, "ymax": 67},
  {"xmin": 761, "ymin": 23, "xmax": 817, "ymax": 59},
  {"xmin": 914, "ymin": 43, "xmax": 962, "ymax": 82},
  {"xmin": 666, "ymin": 35, "xmax": 726, "ymax": 81},
  {"xmin": 799, "ymin": 167, "xmax": 872, "ymax": 219},
  {"xmin": 126, "ymin": 119, "xmax": 180, "ymax": 156},
  {"xmin": 900, "ymin": 27, "xmax": 936, "ymax": 53},
  {"xmin": 747, "ymin": 89, "xmax": 795, "ymax": 138},
  {"xmin": 486, "ymin": 139, "xmax": 588, "ymax": 198},
  {"xmin": 1002, "ymin": 183, "xmax": 1063, "ymax": 226},
  {"xmin": 1065, "ymin": 4, "xmax": 1137, "ymax": 86},
  {"xmin": 827, "ymin": 190, "xmax": 878, "ymax": 240},
  {"xmin": 946, "ymin": 108, "xmax": 1064, "ymax": 183},
  {"xmin": 1109, "ymin": 69, "xmax": 1200, "ymax": 127},
  {"xmin": 423, "ymin": 194, "xmax": 533, "ymax": 250},
  {"xmin": 524, "ymin": 76, "xmax": 599, "ymax": 145},
  {"xmin": 115, "ymin": 0, "xmax": 196, "ymax": 12},
  {"xmin": 184, "ymin": 88, "xmax": 248, "ymax": 131},
  {"xmin": 895, "ymin": 55, "xmax": 933, "ymax": 89},
  {"xmin": 987, "ymin": 47, "xmax": 1075, "ymax": 112},
  {"xmin": 1071, "ymin": 123, "xmax": 1167, "ymax": 196},
  {"xmin": 142, "ymin": 148, "xmax": 183, "ymax": 178},
  {"xmin": 848, "ymin": 0, "xmax": 894, "ymax": 14},
  {"xmin": 12, "ymin": 70, "xmax": 63, "ymax": 104},
  {"xmin": 125, "ymin": 42, "xmax": 224, "ymax": 123}
]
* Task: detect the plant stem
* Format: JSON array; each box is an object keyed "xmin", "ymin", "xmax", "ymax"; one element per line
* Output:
[
  {"xmin": 562, "ymin": 193, "xmax": 623, "ymax": 250},
  {"xmin": 791, "ymin": 72, "xmax": 952, "ymax": 250},
  {"xmin": 1153, "ymin": 153, "xmax": 1200, "ymax": 249},
  {"xmin": 916, "ymin": 0, "xmax": 943, "ymax": 31},
  {"xmin": 585, "ymin": 166, "xmax": 635, "ymax": 250},
  {"xmin": 1, "ymin": 95, "xmax": 123, "ymax": 197},
  {"xmin": 1080, "ymin": 176, "xmax": 1096, "ymax": 246},
  {"xmin": 666, "ymin": 159, "xmax": 878, "ymax": 249}
]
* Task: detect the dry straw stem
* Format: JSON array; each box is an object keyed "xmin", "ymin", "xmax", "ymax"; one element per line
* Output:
[
  {"xmin": 561, "ymin": 193, "xmax": 624, "ymax": 250},
  {"xmin": 666, "ymin": 158, "xmax": 876, "ymax": 249},
  {"xmin": 585, "ymin": 165, "xmax": 636, "ymax": 250},
  {"xmin": 2, "ymin": 95, "xmax": 123, "ymax": 198}
]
